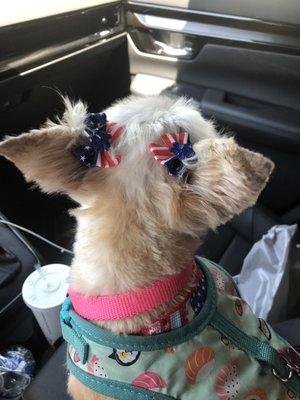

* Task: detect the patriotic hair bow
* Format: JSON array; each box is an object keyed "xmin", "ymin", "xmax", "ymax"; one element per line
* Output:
[
  {"xmin": 72, "ymin": 112, "xmax": 123, "ymax": 168},
  {"xmin": 149, "ymin": 132, "xmax": 196, "ymax": 177}
]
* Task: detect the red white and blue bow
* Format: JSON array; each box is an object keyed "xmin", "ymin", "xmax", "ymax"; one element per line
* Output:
[
  {"xmin": 149, "ymin": 132, "xmax": 196, "ymax": 177},
  {"xmin": 72, "ymin": 112, "xmax": 123, "ymax": 168}
]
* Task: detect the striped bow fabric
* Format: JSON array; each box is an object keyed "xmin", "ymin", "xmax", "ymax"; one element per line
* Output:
[
  {"xmin": 149, "ymin": 132, "xmax": 196, "ymax": 177},
  {"xmin": 72, "ymin": 112, "xmax": 123, "ymax": 168}
]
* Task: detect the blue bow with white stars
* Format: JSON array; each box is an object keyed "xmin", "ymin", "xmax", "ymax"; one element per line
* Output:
[{"xmin": 72, "ymin": 113, "xmax": 121, "ymax": 168}]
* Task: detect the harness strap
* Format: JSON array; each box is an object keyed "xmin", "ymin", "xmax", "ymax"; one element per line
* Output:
[
  {"xmin": 61, "ymin": 298, "xmax": 89, "ymax": 364},
  {"xmin": 60, "ymin": 257, "xmax": 300, "ymax": 397},
  {"xmin": 67, "ymin": 354, "xmax": 174, "ymax": 400},
  {"xmin": 211, "ymin": 311, "xmax": 300, "ymax": 394}
]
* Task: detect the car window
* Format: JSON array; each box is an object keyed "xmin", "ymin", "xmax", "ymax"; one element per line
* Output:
[
  {"xmin": 131, "ymin": 0, "xmax": 300, "ymax": 25},
  {"xmin": 0, "ymin": 0, "xmax": 116, "ymax": 27}
]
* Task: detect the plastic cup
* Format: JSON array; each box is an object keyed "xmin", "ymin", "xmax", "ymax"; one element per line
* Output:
[{"xmin": 22, "ymin": 264, "xmax": 70, "ymax": 345}]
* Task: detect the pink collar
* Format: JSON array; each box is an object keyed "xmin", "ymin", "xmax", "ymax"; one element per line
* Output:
[{"xmin": 68, "ymin": 261, "xmax": 195, "ymax": 321}]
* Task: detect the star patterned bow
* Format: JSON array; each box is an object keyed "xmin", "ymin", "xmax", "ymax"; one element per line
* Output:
[
  {"xmin": 72, "ymin": 112, "xmax": 123, "ymax": 168},
  {"xmin": 149, "ymin": 132, "xmax": 196, "ymax": 177}
]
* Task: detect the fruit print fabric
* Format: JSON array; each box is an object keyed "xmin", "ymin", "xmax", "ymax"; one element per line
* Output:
[
  {"xmin": 234, "ymin": 299, "xmax": 244, "ymax": 317},
  {"xmin": 220, "ymin": 336, "xmax": 237, "ymax": 351},
  {"xmin": 185, "ymin": 346, "xmax": 215, "ymax": 384},
  {"xmin": 69, "ymin": 346, "xmax": 81, "ymax": 364},
  {"xmin": 258, "ymin": 319, "xmax": 272, "ymax": 341},
  {"xmin": 65, "ymin": 257, "xmax": 300, "ymax": 400},
  {"xmin": 286, "ymin": 388, "xmax": 300, "ymax": 399},
  {"xmin": 215, "ymin": 359, "xmax": 239, "ymax": 400},
  {"xmin": 243, "ymin": 388, "xmax": 268, "ymax": 400},
  {"xmin": 87, "ymin": 355, "xmax": 107, "ymax": 378},
  {"xmin": 108, "ymin": 349, "xmax": 140, "ymax": 366},
  {"xmin": 211, "ymin": 267, "xmax": 226, "ymax": 294},
  {"xmin": 132, "ymin": 371, "xmax": 167, "ymax": 391}
]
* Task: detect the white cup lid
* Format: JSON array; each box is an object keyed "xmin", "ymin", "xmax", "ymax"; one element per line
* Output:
[{"xmin": 22, "ymin": 264, "xmax": 70, "ymax": 310}]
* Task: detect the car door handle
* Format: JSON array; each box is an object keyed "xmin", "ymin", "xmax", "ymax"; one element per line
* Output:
[{"xmin": 154, "ymin": 40, "xmax": 193, "ymax": 58}]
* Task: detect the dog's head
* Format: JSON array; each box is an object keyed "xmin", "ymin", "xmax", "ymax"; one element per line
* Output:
[{"xmin": 0, "ymin": 95, "xmax": 274, "ymax": 246}]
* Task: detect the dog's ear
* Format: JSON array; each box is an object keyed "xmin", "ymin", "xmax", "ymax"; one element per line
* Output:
[
  {"xmin": 0, "ymin": 127, "xmax": 101, "ymax": 203},
  {"xmin": 174, "ymin": 137, "xmax": 274, "ymax": 235}
]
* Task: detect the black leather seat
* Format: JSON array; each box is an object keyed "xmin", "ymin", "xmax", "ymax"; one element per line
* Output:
[
  {"xmin": 24, "ymin": 205, "xmax": 299, "ymax": 400},
  {"xmin": 25, "ymin": 342, "xmax": 70, "ymax": 400}
]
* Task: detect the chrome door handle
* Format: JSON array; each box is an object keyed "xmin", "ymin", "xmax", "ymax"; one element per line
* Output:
[{"xmin": 154, "ymin": 40, "xmax": 193, "ymax": 58}]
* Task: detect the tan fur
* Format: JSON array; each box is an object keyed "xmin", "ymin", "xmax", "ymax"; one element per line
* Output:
[
  {"xmin": 0, "ymin": 127, "xmax": 105, "ymax": 205},
  {"xmin": 0, "ymin": 96, "xmax": 274, "ymax": 400},
  {"xmin": 68, "ymin": 374, "xmax": 110, "ymax": 400}
]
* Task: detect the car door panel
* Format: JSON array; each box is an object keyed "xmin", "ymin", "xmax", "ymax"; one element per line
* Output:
[
  {"xmin": 126, "ymin": 1, "xmax": 300, "ymax": 216},
  {"xmin": 0, "ymin": 1, "xmax": 130, "ymax": 352},
  {"xmin": 127, "ymin": 0, "xmax": 300, "ymax": 26},
  {"xmin": 0, "ymin": 1, "xmax": 130, "ymax": 250},
  {"xmin": 0, "ymin": 2, "xmax": 129, "ymax": 131}
]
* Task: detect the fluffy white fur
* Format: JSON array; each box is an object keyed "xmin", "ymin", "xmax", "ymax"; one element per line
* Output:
[
  {"xmin": 46, "ymin": 96, "xmax": 88, "ymax": 133},
  {"xmin": 54, "ymin": 95, "xmax": 217, "ymax": 146},
  {"xmin": 106, "ymin": 95, "xmax": 216, "ymax": 151}
]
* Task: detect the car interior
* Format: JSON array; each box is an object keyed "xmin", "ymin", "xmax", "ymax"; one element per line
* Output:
[{"xmin": 0, "ymin": 1, "xmax": 300, "ymax": 398}]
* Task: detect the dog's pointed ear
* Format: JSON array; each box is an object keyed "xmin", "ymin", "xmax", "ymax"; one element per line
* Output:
[
  {"xmin": 175, "ymin": 137, "xmax": 274, "ymax": 235},
  {"xmin": 0, "ymin": 127, "xmax": 98, "ymax": 202}
]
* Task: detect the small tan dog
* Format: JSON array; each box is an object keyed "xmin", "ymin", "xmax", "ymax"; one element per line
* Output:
[{"xmin": 3, "ymin": 95, "xmax": 295, "ymax": 400}]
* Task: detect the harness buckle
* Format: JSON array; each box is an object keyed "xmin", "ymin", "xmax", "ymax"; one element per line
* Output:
[
  {"xmin": 272, "ymin": 355, "xmax": 293, "ymax": 382},
  {"xmin": 60, "ymin": 297, "xmax": 72, "ymax": 326}
]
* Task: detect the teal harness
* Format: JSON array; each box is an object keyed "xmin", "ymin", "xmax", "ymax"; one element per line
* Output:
[{"xmin": 61, "ymin": 257, "xmax": 300, "ymax": 399}]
